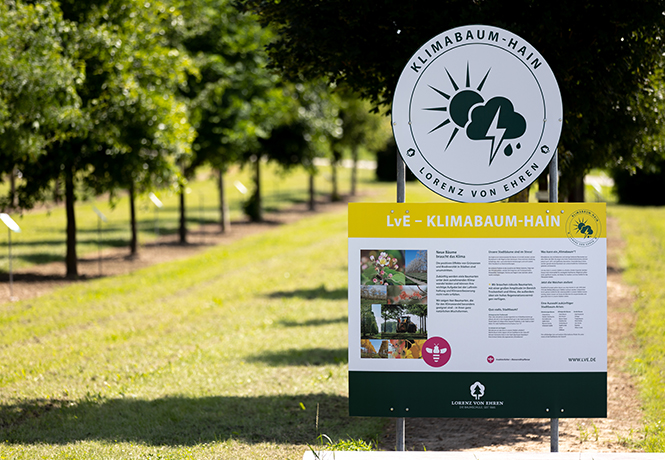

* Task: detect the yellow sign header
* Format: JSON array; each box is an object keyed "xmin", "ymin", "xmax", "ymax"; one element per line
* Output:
[{"xmin": 348, "ymin": 203, "xmax": 606, "ymax": 239}]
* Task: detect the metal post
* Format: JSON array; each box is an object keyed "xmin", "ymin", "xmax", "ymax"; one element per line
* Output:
[
  {"xmin": 8, "ymin": 228, "xmax": 13, "ymax": 299},
  {"xmin": 396, "ymin": 150, "xmax": 406, "ymax": 451},
  {"xmin": 549, "ymin": 149, "xmax": 559, "ymax": 452},
  {"xmin": 396, "ymin": 418, "xmax": 405, "ymax": 451},
  {"xmin": 397, "ymin": 155, "xmax": 406, "ymax": 204},
  {"xmin": 549, "ymin": 150, "xmax": 558, "ymax": 204},
  {"xmin": 550, "ymin": 418, "xmax": 559, "ymax": 452}
]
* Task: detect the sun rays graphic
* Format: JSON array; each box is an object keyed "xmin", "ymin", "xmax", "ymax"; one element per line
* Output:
[{"xmin": 424, "ymin": 63, "xmax": 527, "ymax": 166}]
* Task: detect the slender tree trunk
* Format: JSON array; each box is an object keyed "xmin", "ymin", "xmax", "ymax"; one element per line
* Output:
[
  {"xmin": 64, "ymin": 166, "xmax": 78, "ymax": 278},
  {"xmin": 308, "ymin": 172, "xmax": 315, "ymax": 211},
  {"xmin": 218, "ymin": 167, "xmax": 230, "ymax": 233},
  {"xmin": 350, "ymin": 147, "xmax": 358, "ymax": 196},
  {"xmin": 179, "ymin": 183, "xmax": 187, "ymax": 244},
  {"xmin": 537, "ymin": 170, "xmax": 549, "ymax": 202},
  {"xmin": 54, "ymin": 178, "xmax": 61, "ymax": 204},
  {"xmin": 508, "ymin": 184, "xmax": 530, "ymax": 202},
  {"xmin": 129, "ymin": 182, "xmax": 138, "ymax": 257},
  {"xmin": 331, "ymin": 161, "xmax": 341, "ymax": 202},
  {"xmin": 9, "ymin": 167, "xmax": 17, "ymax": 209},
  {"xmin": 566, "ymin": 175, "xmax": 585, "ymax": 202},
  {"xmin": 252, "ymin": 158, "xmax": 262, "ymax": 222}
]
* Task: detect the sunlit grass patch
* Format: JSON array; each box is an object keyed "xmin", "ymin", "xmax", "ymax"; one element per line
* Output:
[{"xmin": 611, "ymin": 205, "xmax": 665, "ymax": 452}]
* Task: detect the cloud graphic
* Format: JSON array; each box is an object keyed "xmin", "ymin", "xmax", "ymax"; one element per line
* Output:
[
  {"xmin": 466, "ymin": 97, "xmax": 527, "ymax": 165},
  {"xmin": 466, "ymin": 97, "xmax": 526, "ymax": 141}
]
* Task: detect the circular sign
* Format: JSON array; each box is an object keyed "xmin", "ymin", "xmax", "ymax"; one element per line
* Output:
[{"xmin": 392, "ymin": 25, "xmax": 563, "ymax": 202}]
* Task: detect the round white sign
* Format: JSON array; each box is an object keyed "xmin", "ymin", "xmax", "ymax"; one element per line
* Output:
[{"xmin": 392, "ymin": 25, "xmax": 563, "ymax": 202}]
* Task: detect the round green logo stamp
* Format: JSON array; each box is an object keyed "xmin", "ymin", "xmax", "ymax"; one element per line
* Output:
[{"xmin": 566, "ymin": 209, "xmax": 601, "ymax": 247}]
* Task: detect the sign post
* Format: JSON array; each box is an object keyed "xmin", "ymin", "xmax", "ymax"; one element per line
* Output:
[
  {"xmin": 346, "ymin": 24, "xmax": 604, "ymax": 453},
  {"xmin": 0, "ymin": 213, "xmax": 21, "ymax": 300}
]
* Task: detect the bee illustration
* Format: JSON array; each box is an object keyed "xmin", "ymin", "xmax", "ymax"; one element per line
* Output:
[
  {"xmin": 425, "ymin": 344, "xmax": 448, "ymax": 362},
  {"xmin": 575, "ymin": 218, "xmax": 593, "ymax": 238}
]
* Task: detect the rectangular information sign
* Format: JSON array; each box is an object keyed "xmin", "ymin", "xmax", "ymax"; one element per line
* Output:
[{"xmin": 348, "ymin": 202, "xmax": 607, "ymax": 418}]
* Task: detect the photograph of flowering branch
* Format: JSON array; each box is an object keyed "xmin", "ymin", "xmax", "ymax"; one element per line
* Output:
[{"xmin": 360, "ymin": 250, "xmax": 405, "ymax": 285}]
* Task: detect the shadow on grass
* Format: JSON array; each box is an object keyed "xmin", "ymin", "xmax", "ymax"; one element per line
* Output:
[
  {"xmin": 267, "ymin": 285, "xmax": 347, "ymax": 300},
  {"xmin": 0, "ymin": 393, "xmax": 383, "ymax": 447},
  {"xmin": 248, "ymin": 347, "xmax": 348, "ymax": 366},
  {"xmin": 279, "ymin": 317, "xmax": 348, "ymax": 328}
]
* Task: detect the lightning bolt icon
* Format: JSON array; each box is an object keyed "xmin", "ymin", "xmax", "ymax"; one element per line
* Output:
[{"xmin": 486, "ymin": 106, "xmax": 506, "ymax": 166}]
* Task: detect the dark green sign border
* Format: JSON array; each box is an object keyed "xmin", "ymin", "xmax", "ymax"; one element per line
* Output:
[{"xmin": 349, "ymin": 371, "xmax": 606, "ymax": 418}]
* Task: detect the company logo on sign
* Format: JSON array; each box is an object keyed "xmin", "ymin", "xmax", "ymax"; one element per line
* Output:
[
  {"xmin": 566, "ymin": 209, "xmax": 601, "ymax": 247},
  {"xmin": 470, "ymin": 381, "xmax": 485, "ymax": 400},
  {"xmin": 451, "ymin": 381, "xmax": 505, "ymax": 409},
  {"xmin": 392, "ymin": 25, "xmax": 563, "ymax": 203}
]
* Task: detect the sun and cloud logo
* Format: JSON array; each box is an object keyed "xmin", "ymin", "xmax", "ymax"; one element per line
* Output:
[
  {"xmin": 426, "ymin": 63, "xmax": 527, "ymax": 167},
  {"xmin": 566, "ymin": 209, "xmax": 601, "ymax": 247}
]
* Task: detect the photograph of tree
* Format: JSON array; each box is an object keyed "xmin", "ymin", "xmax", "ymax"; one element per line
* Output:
[
  {"xmin": 360, "ymin": 302, "xmax": 428, "ymax": 340},
  {"xmin": 361, "ymin": 339, "xmax": 427, "ymax": 359},
  {"xmin": 405, "ymin": 249, "xmax": 427, "ymax": 285},
  {"xmin": 361, "ymin": 285, "xmax": 387, "ymax": 305},
  {"xmin": 360, "ymin": 250, "xmax": 405, "ymax": 285}
]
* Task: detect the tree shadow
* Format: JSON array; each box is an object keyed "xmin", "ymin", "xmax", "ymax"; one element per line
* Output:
[
  {"xmin": 267, "ymin": 286, "xmax": 347, "ymax": 301},
  {"xmin": 0, "ymin": 393, "xmax": 374, "ymax": 447},
  {"xmin": 248, "ymin": 347, "xmax": 348, "ymax": 366},
  {"xmin": 382, "ymin": 417, "xmax": 554, "ymax": 451},
  {"xmin": 279, "ymin": 317, "xmax": 347, "ymax": 328}
]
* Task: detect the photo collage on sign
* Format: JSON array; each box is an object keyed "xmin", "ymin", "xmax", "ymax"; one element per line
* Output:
[{"xmin": 360, "ymin": 250, "xmax": 428, "ymax": 359}]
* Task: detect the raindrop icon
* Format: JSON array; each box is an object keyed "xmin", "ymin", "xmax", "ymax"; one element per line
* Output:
[
  {"xmin": 504, "ymin": 144, "xmax": 513, "ymax": 156},
  {"xmin": 516, "ymin": 143, "xmax": 521, "ymax": 149}
]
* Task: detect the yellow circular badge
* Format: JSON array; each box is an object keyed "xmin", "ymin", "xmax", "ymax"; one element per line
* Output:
[{"xmin": 566, "ymin": 209, "xmax": 601, "ymax": 247}]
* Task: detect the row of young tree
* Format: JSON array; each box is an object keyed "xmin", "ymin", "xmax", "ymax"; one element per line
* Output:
[{"xmin": 0, "ymin": 0, "xmax": 388, "ymax": 277}]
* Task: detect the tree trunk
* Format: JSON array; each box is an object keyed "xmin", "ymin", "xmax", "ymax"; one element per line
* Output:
[
  {"xmin": 64, "ymin": 166, "xmax": 78, "ymax": 278},
  {"xmin": 566, "ymin": 175, "xmax": 585, "ymax": 202},
  {"xmin": 54, "ymin": 178, "xmax": 61, "ymax": 204},
  {"xmin": 9, "ymin": 167, "xmax": 17, "ymax": 209},
  {"xmin": 179, "ymin": 183, "xmax": 187, "ymax": 244},
  {"xmin": 537, "ymin": 170, "xmax": 549, "ymax": 202},
  {"xmin": 508, "ymin": 184, "xmax": 531, "ymax": 202},
  {"xmin": 309, "ymin": 172, "xmax": 315, "ymax": 211},
  {"xmin": 253, "ymin": 158, "xmax": 262, "ymax": 222},
  {"xmin": 331, "ymin": 160, "xmax": 341, "ymax": 202},
  {"xmin": 218, "ymin": 168, "xmax": 230, "ymax": 233},
  {"xmin": 129, "ymin": 182, "xmax": 138, "ymax": 257},
  {"xmin": 350, "ymin": 147, "xmax": 358, "ymax": 196}
]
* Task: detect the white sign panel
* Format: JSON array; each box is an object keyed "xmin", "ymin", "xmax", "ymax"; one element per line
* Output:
[
  {"xmin": 392, "ymin": 25, "xmax": 563, "ymax": 202},
  {"xmin": 348, "ymin": 203, "xmax": 606, "ymax": 418}
]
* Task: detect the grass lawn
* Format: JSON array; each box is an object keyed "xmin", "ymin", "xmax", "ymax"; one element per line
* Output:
[
  {"xmin": 609, "ymin": 205, "xmax": 665, "ymax": 452},
  {"xmin": 0, "ymin": 174, "xmax": 446, "ymax": 459}
]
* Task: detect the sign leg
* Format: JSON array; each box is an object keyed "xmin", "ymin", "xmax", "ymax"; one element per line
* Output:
[
  {"xmin": 396, "ymin": 417, "xmax": 405, "ymax": 451},
  {"xmin": 549, "ymin": 149, "xmax": 559, "ymax": 452},
  {"xmin": 551, "ymin": 418, "xmax": 559, "ymax": 452}
]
